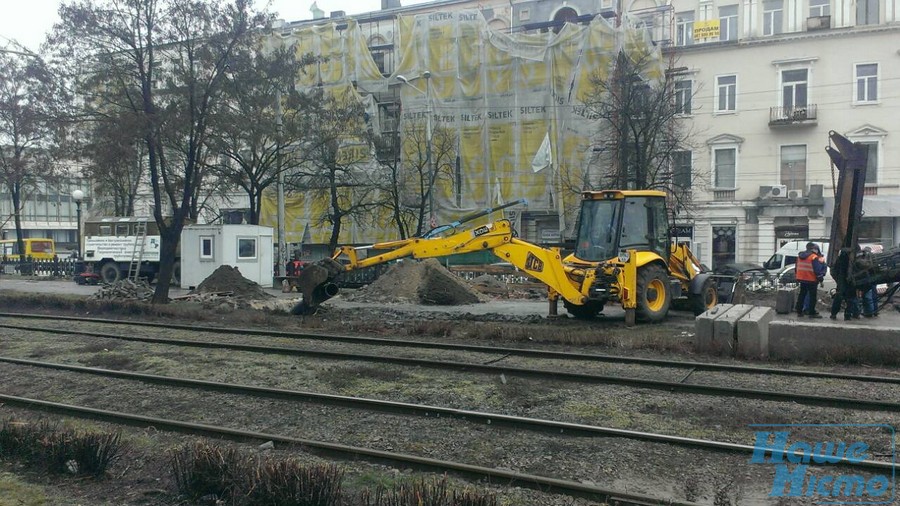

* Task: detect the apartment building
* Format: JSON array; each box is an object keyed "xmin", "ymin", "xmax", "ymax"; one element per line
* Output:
[{"xmin": 654, "ymin": 0, "xmax": 900, "ymax": 267}]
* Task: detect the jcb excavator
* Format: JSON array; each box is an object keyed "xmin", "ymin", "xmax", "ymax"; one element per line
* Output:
[{"xmin": 293, "ymin": 189, "xmax": 718, "ymax": 325}]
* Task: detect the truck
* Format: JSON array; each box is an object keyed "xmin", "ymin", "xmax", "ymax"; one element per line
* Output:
[
  {"xmin": 293, "ymin": 189, "xmax": 719, "ymax": 325},
  {"xmin": 81, "ymin": 217, "xmax": 181, "ymax": 285}
]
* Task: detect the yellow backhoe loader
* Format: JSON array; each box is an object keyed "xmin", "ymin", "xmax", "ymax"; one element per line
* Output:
[{"xmin": 294, "ymin": 190, "xmax": 718, "ymax": 325}]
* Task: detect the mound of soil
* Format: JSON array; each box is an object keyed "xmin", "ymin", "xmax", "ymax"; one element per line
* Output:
[
  {"xmin": 191, "ymin": 265, "xmax": 273, "ymax": 301},
  {"xmin": 470, "ymin": 274, "xmax": 510, "ymax": 298},
  {"xmin": 346, "ymin": 258, "xmax": 484, "ymax": 305}
]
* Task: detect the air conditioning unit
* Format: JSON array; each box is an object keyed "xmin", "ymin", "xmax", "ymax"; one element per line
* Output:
[
  {"xmin": 807, "ymin": 15, "xmax": 831, "ymax": 30},
  {"xmin": 788, "ymin": 189, "xmax": 804, "ymax": 200},
  {"xmin": 763, "ymin": 185, "xmax": 788, "ymax": 199}
]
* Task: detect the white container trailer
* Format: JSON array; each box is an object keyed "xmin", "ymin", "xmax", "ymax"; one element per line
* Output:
[{"xmin": 180, "ymin": 224, "xmax": 274, "ymax": 289}]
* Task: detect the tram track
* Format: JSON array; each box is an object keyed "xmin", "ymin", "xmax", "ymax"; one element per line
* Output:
[
  {"xmin": 0, "ymin": 392, "xmax": 695, "ymax": 506},
  {"xmin": 1, "ymin": 319, "xmax": 898, "ymax": 411},
  {"xmin": 3, "ymin": 311, "xmax": 899, "ymax": 385},
  {"xmin": 0, "ymin": 355, "xmax": 892, "ymax": 472}
]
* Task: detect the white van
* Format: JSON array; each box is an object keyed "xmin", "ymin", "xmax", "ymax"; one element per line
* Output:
[{"xmin": 763, "ymin": 240, "xmax": 830, "ymax": 274}]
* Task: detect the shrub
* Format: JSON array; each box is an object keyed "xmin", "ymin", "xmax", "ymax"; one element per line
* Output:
[{"xmin": 249, "ymin": 460, "xmax": 343, "ymax": 506}]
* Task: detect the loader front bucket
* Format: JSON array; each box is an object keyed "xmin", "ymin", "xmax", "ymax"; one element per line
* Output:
[{"xmin": 290, "ymin": 258, "xmax": 346, "ymax": 315}]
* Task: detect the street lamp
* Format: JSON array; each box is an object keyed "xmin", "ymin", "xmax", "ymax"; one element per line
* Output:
[
  {"xmin": 396, "ymin": 71, "xmax": 434, "ymax": 229},
  {"xmin": 72, "ymin": 189, "xmax": 84, "ymax": 259}
]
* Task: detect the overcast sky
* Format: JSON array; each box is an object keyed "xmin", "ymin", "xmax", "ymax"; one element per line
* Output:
[{"xmin": 0, "ymin": 0, "xmax": 430, "ymax": 53}]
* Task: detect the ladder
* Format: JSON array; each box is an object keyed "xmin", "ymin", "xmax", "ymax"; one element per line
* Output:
[{"xmin": 127, "ymin": 221, "xmax": 148, "ymax": 283}]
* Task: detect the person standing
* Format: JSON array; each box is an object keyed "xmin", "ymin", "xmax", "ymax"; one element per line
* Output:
[
  {"xmin": 859, "ymin": 246, "xmax": 880, "ymax": 318},
  {"xmin": 829, "ymin": 249, "xmax": 860, "ymax": 320},
  {"xmin": 794, "ymin": 242, "xmax": 826, "ymax": 318}
]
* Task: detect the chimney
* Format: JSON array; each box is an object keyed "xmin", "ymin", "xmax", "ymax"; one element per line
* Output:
[{"xmin": 382, "ymin": 0, "xmax": 401, "ymax": 9}]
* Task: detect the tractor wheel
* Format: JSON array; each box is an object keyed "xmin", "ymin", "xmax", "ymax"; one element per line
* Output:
[
  {"xmin": 691, "ymin": 278, "xmax": 718, "ymax": 315},
  {"xmin": 636, "ymin": 264, "xmax": 671, "ymax": 323},
  {"xmin": 99, "ymin": 263, "xmax": 121, "ymax": 284},
  {"xmin": 564, "ymin": 300, "xmax": 605, "ymax": 319}
]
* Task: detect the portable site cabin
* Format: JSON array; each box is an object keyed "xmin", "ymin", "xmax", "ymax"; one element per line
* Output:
[{"xmin": 180, "ymin": 224, "xmax": 274, "ymax": 289}]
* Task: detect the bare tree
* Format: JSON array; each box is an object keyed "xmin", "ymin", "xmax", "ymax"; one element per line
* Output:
[
  {"xmin": 0, "ymin": 50, "xmax": 66, "ymax": 256},
  {"xmin": 376, "ymin": 120, "xmax": 458, "ymax": 237},
  {"xmin": 80, "ymin": 111, "xmax": 145, "ymax": 216},
  {"xmin": 207, "ymin": 44, "xmax": 313, "ymax": 225},
  {"xmin": 578, "ymin": 49, "xmax": 702, "ymax": 219},
  {"xmin": 285, "ymin": 89, "xmax": 378, "ymax": 250},
  {"xmin": 51, "ymin": 0, "xmax": 268, "ymax": 302}
]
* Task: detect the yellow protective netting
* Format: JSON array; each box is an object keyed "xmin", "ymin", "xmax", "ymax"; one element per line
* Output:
[{"xmin": 262, "ymin": 11, "xmax": 660, "ymax": 245}]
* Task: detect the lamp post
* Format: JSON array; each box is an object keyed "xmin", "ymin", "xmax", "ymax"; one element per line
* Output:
[
  {"xmin": 396, "ymin": 71, "xmax": 434, "ymax": 229},
  {"xmin": 72, "ymin": 189, "xmax": 84, "ymax": 259}
]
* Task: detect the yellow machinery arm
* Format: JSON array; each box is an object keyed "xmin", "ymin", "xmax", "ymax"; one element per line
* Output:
[{"xmin": 293, "ymin": 219, "xmax": 595, "ymax": 315}]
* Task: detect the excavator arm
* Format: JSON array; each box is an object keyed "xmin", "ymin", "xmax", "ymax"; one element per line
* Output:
[
  {"xmin": 826, "ymin": 130, "xmax": 900, "ymax": 296},
  {"xmin": 292, "ymin": 219, "xmax": 592, "ymax": 315}
]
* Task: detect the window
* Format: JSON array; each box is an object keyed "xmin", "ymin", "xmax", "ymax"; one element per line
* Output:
[
  {"xmin": 716, "ymin": 75, "xmax": 737, "ymax": 112},
  {"xmin": 200, "ymin": 236, "xmax": 214, "ymax": 260},
  {"xmin": 719, "ymin": 5, "xmax": 738, "ymax": 41},
  {"xmin": 712, "ymin": 226, "xmax": 736, "ymax": 269},
  {"xmin": 100, "ymin": 225, "xmax": 112, "ymax": 236},
  {"xmin": 780, "ymin": 145, "xmax": 807, "ymax": 191},
  {"xmin": 856, "ymin": 0, "xmax": 878, "ymax": 25},
  {"xmin": 809, "ymin": 0, "xmax": 830, "ymax": 17},
  {"xmin": 855, "ymin": 63, "xmax": 878, "ymax": 103},
  {"xmin": 763, "ymin": 0, "xmax": 783, "ymax": 35},
  {"xmin": 674, "ymin": 80, "xmax": 692, "ymax": 115},
  {"xmin": 675, "ymin": 11, "xmax": 694, "ymax": 46},
  {"xmin": 672, "ymin": 151, "xmax": 692, "ymax": 189},
  {"xmin": 116, "ymin": 224, "xmax": 129, "ymax": 236},
  {"xmin": 781, "ymin": 69, "xmax": 808, "ymax": 109},
  {"xmin": 859, "ymin": 141, "xmax": 878, "ymax": 184},
  {"xmin": 237, "ymin": 238, "xmax": 257, "ymax": 259},
  {"xmin": 714, "ymin": 147, "xmax": 736, "ymax": 188}
]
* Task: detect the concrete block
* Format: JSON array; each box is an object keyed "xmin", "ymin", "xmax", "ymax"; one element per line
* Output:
[
  {"xmin": 736, "ymin": 306, "xmax": 774, "ymax": 359},
  {"xmin": 712, "ymin": 304, "xmax": 755, "ymax": 356},
  {"xmin": 769, "ymin": 321, "xmax": 900, "ymax": 361},
  {"xmin": 775, "ymin": 289, "xmax": 796, "ymax": 314},
  {"xmin": 695, "ymin": 304, "xmax": 733, "ymax": 352}
]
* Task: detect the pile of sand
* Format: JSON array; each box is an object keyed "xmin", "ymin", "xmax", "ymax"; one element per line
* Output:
[
  {"xmin": 345, "ymin": 258, "xmax": 484, "ymax": 305},
  {"xmin": 191, "ymin": 265, "xmax": 273, "ymax": 301}
]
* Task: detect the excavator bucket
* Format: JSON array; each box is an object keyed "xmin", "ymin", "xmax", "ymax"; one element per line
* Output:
[{"xmin": 290, "ymin": 258, "xmax": 346, "ymax": 315}]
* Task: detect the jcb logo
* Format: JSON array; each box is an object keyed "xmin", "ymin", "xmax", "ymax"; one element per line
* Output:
[
  {"xmin": 472, "ymin": 225, "xmax": 490, "ymax": 237},
  {"xmin": 525, "ymin": 252, "xmax": 544, "ymax": 273}
]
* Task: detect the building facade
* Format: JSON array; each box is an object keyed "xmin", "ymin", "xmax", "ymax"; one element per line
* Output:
[{"xmin": 659, "ymin": 0, "xmax": 900, "ymax": 267}]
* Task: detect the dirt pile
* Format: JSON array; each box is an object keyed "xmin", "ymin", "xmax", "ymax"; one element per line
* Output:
[
  {"xmin": 346, "ymin": 258, "xmax": 484, "ymax": 305},
  {"xmin": 190, "ymin": 265, "xmax": 273, "ymax": 301},
  {"xmin": 470, "ymin": 274, "xmax": 509, "ymax": 298}
]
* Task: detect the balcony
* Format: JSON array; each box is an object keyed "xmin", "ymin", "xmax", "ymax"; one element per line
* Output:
[
  {"xmin": 713, "ymin": 189, "xmax": 736, "ymax": 201},
  {"xmin": 769, "ymin": 104, "xmax": 817, "ymax": 127}
]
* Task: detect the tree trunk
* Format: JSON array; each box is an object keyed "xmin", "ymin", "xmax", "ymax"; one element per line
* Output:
[
  {"xmin": 12, "ymin": 184, "xmax": 24, "ymax": 258},
  {"xmin": 152, "ymin": 227, "xmax": 181, "ymax": 304},
  {"xmin": 249, "ymin": 190, "xmax": 260, "ymax": 225}
]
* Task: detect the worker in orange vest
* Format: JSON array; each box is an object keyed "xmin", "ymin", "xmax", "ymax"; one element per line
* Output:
[{"xmin": 794, "ymin": 242, "xmax": 827, "ymax": 318}]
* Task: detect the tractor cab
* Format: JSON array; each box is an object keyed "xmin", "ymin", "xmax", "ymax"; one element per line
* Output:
[{"xmin": 567, "ymin": 190, "xmax": 670, "ymax": 265}]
